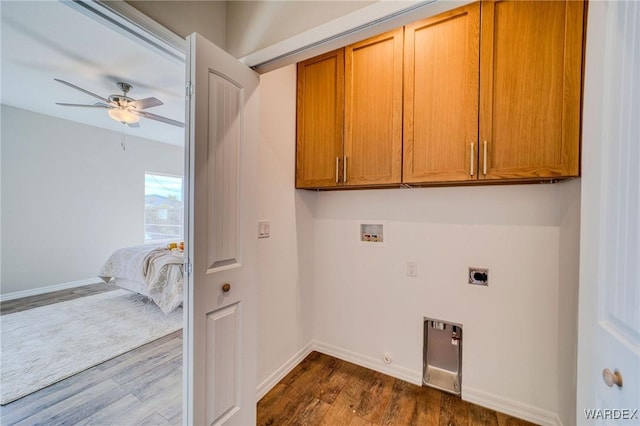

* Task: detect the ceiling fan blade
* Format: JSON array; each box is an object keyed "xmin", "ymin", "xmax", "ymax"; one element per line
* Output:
[
  {"xmin": 93, "ymin": 101, "xmax": 114, "ymax": 108},
  {"xmin": 56, "ymin": 102, "xmax": 111, "ymax": 108},
  {"xmin": 54, "ymin": 78, "xmax": 110, "ymax": 103},
  {"xmin": 133, "ymin": 110, "xmax": 184, "ymax": 128},
  {"xmin": 130, "ymin": 97, "xmax": 163, "ymax": 110},
  {"xmin": 127, "ymin": 122, "xmax": 141, "ymax": 128}
]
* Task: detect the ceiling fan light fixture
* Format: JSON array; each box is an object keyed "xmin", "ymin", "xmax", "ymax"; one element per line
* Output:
[
  {"xmin": 108, "ymin": 107, "xmax": 139, "ymax": 124},
  {"xmin": 55, "ymin": 79, "xmax": 182, "ymax": 127}
]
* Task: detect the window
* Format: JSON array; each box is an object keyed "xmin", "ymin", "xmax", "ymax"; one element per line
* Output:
[{"xmin": 144, "ymin": 173, "xmax": 183, "ymax": 243}]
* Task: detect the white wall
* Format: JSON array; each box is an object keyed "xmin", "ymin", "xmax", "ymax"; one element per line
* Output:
[
  {"xmin": 225, "ymin": 1, "xmax": 374, "ymax": 59},
  {"xmin": 257, "ymin": 65, "xmax": 316, "ymax": 386},
  {"xmin": 126, "ymin": 0, "xmax": 226, "ymax": 49},
  {"xmin": 257, "ymin": 64, "xmax": 581, "ymax": 423},
  {"xmin": 1, "ymin": 105, "xmax": 183, "ymax": 295},
  {"xmin": 312, "ymin": 185, "xmax": 565, "ymax": 420},
  {"xmin": 557, "ymin": 179, "xmax": 580, "ymax": 426}
]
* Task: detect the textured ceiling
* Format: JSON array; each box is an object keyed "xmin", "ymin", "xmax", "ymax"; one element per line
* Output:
[{"xmin": 1, "ymin": 1, "xmax": 185, "ymax": 146}]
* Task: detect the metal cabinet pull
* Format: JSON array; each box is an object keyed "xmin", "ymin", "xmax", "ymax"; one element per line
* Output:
[
  {"xmin": 343, "ymin": 156, "xmax": 347, "ymax": 183},
  {"xmin": 483, "ymin": 141, "xmax": 488, "ymax": 175},
  {"xmin": 335, "ymin": 157, "xmax": 340, "ymax": 183},
  {"xmin": 470, "ymin": 142, "xmax": 475, "ymax": 176}
]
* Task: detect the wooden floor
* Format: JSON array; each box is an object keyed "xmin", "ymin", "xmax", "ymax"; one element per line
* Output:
[
  {"xmin": 0, "ymin": 284, "xmax": 182, "ymax": 426},
  {"xmin": 0, "ymin": 281, "xmax": 120, "ymax": 316},
  {"xmin": 258, "ymin": 351, "xmax": 536, "ymax": 426},
  {"xmin": 0, "ymin": 330, "xmax": 182, "ymax": 425},
  {"xmin": 2, "ymin": 286, "xmax": 535, "ymax": 425}
]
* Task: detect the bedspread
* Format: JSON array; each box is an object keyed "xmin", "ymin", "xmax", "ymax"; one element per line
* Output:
[{"xmin": 99, "ymin": 244, "xmax": 184, "ymax": 313}]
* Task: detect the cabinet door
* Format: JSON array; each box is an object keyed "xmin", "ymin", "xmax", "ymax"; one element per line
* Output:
[
  {"xmin": 296, "ymin": 49, "xmax": 344, "ymax": 188},
  {"xmin": 344, "ymin": 29, "xmax": 403, "ymax": 186},
  {"xmin": 479, "ymin": 0, "xmax": 584, "ymax": 180},
  {"xmin": 403, "ymin": 3, "xmax": 480, "ymax": 184}
]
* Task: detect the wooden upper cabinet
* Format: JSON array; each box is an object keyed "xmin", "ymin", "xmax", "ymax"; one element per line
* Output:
[
  {"xmin": 403, "ymin": 3, "xmax": 480, "ymax": 184},
  {"xmin": 479, "ymin": 0, "xmax": 584, "ymax": 180},
  {"xmin": 295, "ymin": 0, "xmax": 585, "ymax": 189},
  {"xmin": 296, "ymin": 49, "xmax": 344, "ymax": 188},
  {"xmin": 344, "ymin": 28, "xmax": 403, "ymax": 186}
]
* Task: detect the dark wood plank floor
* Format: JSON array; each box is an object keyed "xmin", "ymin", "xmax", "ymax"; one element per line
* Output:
[{"xmin": 258, "ymin": 351, "xmax": 537, "ymax": 426}]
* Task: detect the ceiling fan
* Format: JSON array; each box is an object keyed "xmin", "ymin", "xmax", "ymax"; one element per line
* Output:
[{"xmin": 54, "ymin": 78, "xmax": 184, "ymax": 128}]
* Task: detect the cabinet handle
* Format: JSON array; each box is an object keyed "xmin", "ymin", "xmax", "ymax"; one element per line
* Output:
[
  {"xmin": 343, "ymin": 156, "xmax": 347, "ymax": 183},
  {"xmin": 470, "ymin": 142, "xmax": 475, "ymax": 176},
  {"xmin": 483, "ymin": 141, "xmax": 488, "ymax": 176},
  {"xmin": 335, "ymin": 157, "xmax": 340, "ymax": 183}
]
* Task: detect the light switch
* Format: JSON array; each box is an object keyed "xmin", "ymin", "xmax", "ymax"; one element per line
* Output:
[
  {"xmin": 407, "ymin": 261, "xmax": 417, "ymax": 277},
  {"xmin": 258, "ymin": 221, "xmax": 270, "ymax": 239}
]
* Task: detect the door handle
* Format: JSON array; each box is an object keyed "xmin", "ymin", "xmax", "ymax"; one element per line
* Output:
[
  {"xmin": 222, "ymin": 283, "xmax": 231, "ymax": 293},
  {"xmin": 602, "ymin": 368, "xmax": 623, "ymax": 388},
  {"xmin": 335, "ymin": 157, "xmax": 340, "ymax": 183}
]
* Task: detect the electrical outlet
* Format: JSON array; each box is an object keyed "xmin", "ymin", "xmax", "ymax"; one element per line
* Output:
[{"xmin": 407, "ymin": 261, "xmax": 417, "ymax": 277}]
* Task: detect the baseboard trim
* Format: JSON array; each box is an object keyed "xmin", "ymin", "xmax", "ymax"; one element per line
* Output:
[
  {"xmin": 256, "ymin": 341, "xmax": 315, "ymax": 401},
  {"xmin": 463, "ymin": 386, "xmax": 563, "ymax": 426},
  {"xmin": 311, "ymin": 340, "xmax": 423, "ymax": 386},
  {"xmin": 0, "ymin": 278, "xmax": 105, "ymax": 302}
]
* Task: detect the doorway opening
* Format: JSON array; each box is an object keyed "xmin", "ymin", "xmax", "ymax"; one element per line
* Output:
[{"xmin": 0, "ymin": 1, "xmax": 188, "ymax": 422}]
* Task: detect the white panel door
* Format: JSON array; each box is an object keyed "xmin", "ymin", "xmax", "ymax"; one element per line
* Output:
[
  {"xmin": 185, "ymin": 33, "xmax": 259, "ymax": 426},
  {"xmin": 578, "ymin": 2, "xmax": 640, "ymax": 424}
]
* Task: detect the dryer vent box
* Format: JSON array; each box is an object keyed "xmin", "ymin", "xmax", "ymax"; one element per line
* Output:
[{"xmin": 423, "ymin": 318, "xmax": 463, "ymax": 395}]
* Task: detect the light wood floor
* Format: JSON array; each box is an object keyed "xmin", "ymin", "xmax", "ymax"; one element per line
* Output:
[
  {"xmin": 258, "ymin": 351, "xmax": 536, "ymax": 426},
  {"xmin": 0, "ymin": 282, "xmax": 120, "ymax": 316},
  {"xmin": 0, "ymin": 284, "xmax": 182, "ymax": 426}
]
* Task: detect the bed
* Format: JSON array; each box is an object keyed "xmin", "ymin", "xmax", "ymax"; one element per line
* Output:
[{"xmin": 99, "ymin": 244, "xmax": 184, "ymax": 313}]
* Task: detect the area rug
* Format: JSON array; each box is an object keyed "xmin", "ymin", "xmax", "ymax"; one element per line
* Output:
[{"xmin": 0, "ymin": 289, "xmax": 182, "ymax": 405}]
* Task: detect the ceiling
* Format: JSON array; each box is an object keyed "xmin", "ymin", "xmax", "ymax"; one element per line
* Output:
[{"xmin": 1, "ymin": 1, "xmax": 185, "ymax": 146}]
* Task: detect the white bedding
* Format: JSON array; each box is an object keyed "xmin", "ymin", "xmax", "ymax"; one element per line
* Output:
[{"xmin": 99, "ymin": 244, "xmax": 184, "ymax": 313}]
